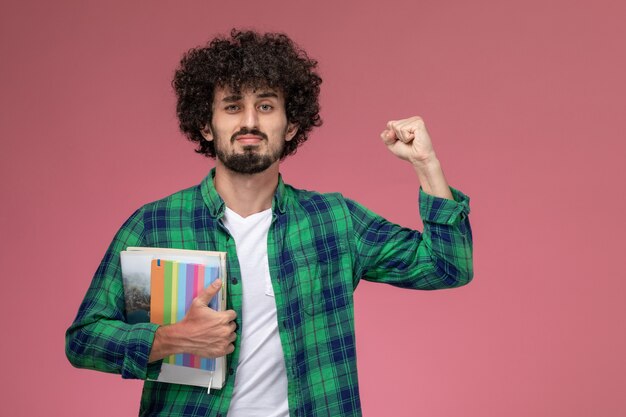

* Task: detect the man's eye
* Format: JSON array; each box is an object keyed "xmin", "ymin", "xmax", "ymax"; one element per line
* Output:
[
  {"xmin": 259, "ymin": 104, "xmax": 273, "ymax": 112},
  {"xmin": 225, "ymin": 105, "xmax": 239, "ymax": 112}
]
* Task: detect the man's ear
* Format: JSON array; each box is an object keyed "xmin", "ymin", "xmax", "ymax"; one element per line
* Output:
[
  {"xmin": 201, "ymin": 124, "xmax": 214, "ymax": 142},
  {"xmin": 285, "ymin": 123, "xmax": 299, "ymax": 142}
]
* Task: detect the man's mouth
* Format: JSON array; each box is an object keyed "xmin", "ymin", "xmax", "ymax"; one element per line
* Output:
[
  {"xmin": 231, "ymin": 128, "xmax": 268, "ymax": 145},
  {"xmin": 235, "ymin": 135, "xmax": 264, "ymax": 145}
]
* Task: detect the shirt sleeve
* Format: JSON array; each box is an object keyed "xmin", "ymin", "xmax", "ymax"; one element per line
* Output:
[
  {"xmin": 346, "ymin": 186, "xmax": 473, "ymax": 289},
  {"xmin": 65, "ymin": 208, "xmax": 162, "ymax": 380}
]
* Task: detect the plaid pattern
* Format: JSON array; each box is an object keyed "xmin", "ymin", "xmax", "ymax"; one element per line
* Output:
[{"xmin": 66, "ymin": 169, "xmax": 473, "ymax": 417}]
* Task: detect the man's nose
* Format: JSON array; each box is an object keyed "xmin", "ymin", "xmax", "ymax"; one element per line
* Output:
[{"xmin": 241, "ymin": 107, "xmax": 259, "ymax": 129}]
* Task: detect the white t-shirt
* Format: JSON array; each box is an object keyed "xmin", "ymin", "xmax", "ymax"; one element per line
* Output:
[{"xmin": 223, "ymin": 207, "xmax": 289, "ymax": 417}]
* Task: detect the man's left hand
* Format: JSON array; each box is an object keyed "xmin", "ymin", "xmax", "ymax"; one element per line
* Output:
[
  {"xmin": 380, "ymin": 116, "xmax": 454, "ymax": 199},
  {"xmin": 380, "ymin": 116, "xmax": 436, "ymax": 166}
]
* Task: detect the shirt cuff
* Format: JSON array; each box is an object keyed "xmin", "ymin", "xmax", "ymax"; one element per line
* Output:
[
  {"xmin": 121, "ymin": 322, "xmax": 161, "ymax": 379},
  {"xmin": 418, "ymin": 186, "xmax": 470, "ymax": 225}
]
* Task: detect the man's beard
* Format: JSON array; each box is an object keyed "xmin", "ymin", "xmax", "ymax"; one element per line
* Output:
[{"xmin": 214, "ymin": 127, "xmax": 285, "ymax": 175}]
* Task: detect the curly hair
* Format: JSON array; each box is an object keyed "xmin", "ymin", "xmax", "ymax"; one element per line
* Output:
[{"xmin": 173, "ymin": 29, "xmax": 323, "ymax": 159}]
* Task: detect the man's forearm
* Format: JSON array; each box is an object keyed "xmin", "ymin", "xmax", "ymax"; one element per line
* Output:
[
  {"xmin": 148, "ymin": 325, "xmax": 181, "ymax": 362},
  {"xmin": 412, "ymin": 156, "xmax": 454, "ymax": 200}
]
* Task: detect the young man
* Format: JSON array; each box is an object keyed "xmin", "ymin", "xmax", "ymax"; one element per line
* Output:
[{"xmin": 66, "ymin": 29, "xmax": 473, "ymax": 417}]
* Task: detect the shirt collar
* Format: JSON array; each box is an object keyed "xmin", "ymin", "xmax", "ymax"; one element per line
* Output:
[{"xmin": 200, "ymin": 168, "xmax": 288, "ymax": 218}]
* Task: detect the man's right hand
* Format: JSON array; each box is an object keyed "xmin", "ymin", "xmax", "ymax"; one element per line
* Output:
[{"xmin": 148, "ymin": 279, "xmax": 237, "ymax": 362}]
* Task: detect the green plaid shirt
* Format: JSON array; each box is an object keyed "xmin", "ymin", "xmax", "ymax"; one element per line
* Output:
[{"xmin": 66, "ymin": 169, "xmax": 473, "ymax": 417}]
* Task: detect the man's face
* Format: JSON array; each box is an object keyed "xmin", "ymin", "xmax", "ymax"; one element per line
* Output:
[{"xmin": 204, "ymin": 86, "xmax": 297, "ymax": 174}]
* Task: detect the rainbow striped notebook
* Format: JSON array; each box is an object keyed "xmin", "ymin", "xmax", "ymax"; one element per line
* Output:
[{"xmin": 121, "ymin": 247, "xmax": 227, "ymax": 390}]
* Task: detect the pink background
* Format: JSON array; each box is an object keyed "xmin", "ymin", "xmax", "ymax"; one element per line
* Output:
[{"xmin": 2, "ymin": 0, "xmax": 625, "ymax": 416}]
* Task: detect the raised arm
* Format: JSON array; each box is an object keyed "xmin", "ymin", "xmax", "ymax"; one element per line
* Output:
[{"xmin": 347, "ymin": 116, "xmax": 473, "ymax": 289}]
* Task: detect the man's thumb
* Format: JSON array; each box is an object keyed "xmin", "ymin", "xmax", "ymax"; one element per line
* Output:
[{"xmin": 196, "ymin": 279, "xmax": 222, "ymax": 305}]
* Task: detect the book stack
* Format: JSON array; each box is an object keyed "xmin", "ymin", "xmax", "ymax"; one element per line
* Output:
[{"xmin": 121, "ymin": 247, "xmax": 227, "ymax": 389}]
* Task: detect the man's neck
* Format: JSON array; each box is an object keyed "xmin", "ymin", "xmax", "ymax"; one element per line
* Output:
[{"xmin": 213, "ymin": 161, "xmax": 279, "ymax": 218}]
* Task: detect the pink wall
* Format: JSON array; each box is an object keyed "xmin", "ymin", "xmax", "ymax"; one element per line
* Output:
[{"xmin": 2, "ymin": 0, "xmax": 625, "ymax": 416}]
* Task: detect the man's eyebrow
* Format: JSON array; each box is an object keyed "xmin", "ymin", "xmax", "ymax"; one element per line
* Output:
[
  {"xmin": 219, "ymin": 91, "xmax": 278, "ymax": 102},
  {"xmin": 256, "ymin": 91, "xmax": 279, "ymax": 99}
]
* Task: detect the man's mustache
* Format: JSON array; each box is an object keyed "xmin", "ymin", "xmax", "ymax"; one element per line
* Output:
[{"xmin": 231, "ymin": 128, "xmax": 269, "ymax": 143}]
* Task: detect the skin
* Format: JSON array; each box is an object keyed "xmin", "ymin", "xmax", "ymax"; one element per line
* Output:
[
  {"xmin": 205, "ymin": 87, "xmax": 298, "ymax": 217},
  {"xmin": 381, "ymin": 116, "xmax": 454, "ymax": 200},
  {"xmin": 149, "ymin": 87, "xmax": 452, "ymax": 362},
  {"xmin": 148, "ymin": 279, "xmax": 236, "ymax": 361}
]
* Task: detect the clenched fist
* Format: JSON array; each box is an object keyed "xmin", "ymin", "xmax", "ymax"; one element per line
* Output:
[
  {"xmin": 380, "ymin": 116, "xmax": 453, "ymax": 199},
  {"xmin": 380, "ymin": 116, "xmax": 436, "ymax": 165}
]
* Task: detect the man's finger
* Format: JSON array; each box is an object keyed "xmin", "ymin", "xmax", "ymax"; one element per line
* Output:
[
  {"xmin": 396, "ymin": 130, "xmax": 415, "ymax": 144},
  {"xmin": 380, "ymin": 129, "xmax": 397, "ymax": 146},
  {"xmin": 220, "ymin": 309, "xmax": 237, "ymax": 323},
  {"xmin": 196, "ymin": 279, "xmax": 222, "ymax": 305}
]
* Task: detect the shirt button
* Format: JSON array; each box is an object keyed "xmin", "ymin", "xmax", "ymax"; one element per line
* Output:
[
  {"xmin": 229, "ymin": 367, "xmax": 234, "ymax": 375},
  {"xmin": 230, "ymin": 276, "xmax": 238, "ymax": 285},
  {"xmin": 282, "ymin": 320, "xmax": 288, "ymax": 328}
]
